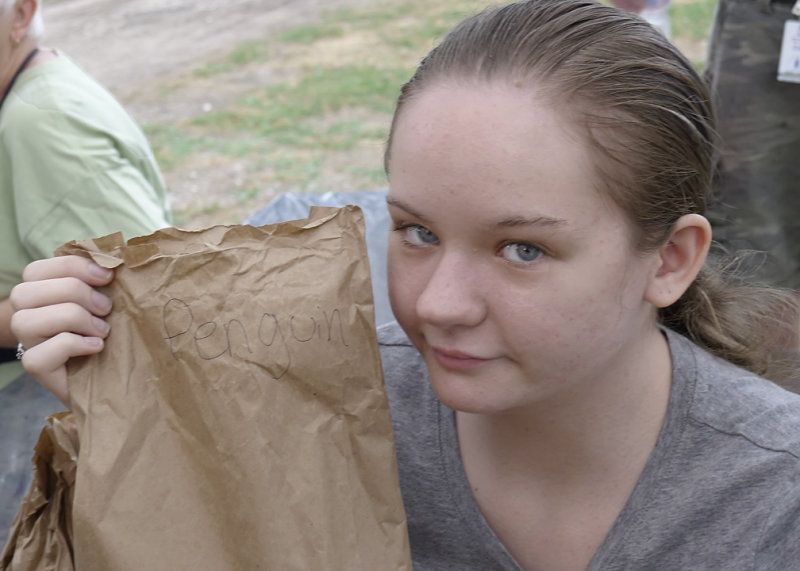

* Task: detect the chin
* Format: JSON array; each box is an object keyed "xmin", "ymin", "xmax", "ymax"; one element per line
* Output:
[{"xmin": 425, "ymin": 366, "xmax": 516, "ymax": 415}]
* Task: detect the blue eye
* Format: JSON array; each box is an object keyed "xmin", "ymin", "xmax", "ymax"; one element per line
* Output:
[
  {"xmin": 398, "ymin": 224, "xmax": 439, "ymax": 246},
  {"xmin": 394, "ymin": 224, "xmax": 439, "ymax": 246},
  {"xmin": 501, "ymin": 242, "xmax": 542, "ymax": 263}
]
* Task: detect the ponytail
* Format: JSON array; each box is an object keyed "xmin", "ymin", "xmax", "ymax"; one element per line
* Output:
[{"xmin": 659, "ymin": 260, "xmax": 800, "ymax": 387}]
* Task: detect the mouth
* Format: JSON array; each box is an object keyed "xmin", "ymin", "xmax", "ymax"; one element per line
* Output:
[{"xmin": 430, "ymin": 346, "xmax": 492, "ymax": 371}]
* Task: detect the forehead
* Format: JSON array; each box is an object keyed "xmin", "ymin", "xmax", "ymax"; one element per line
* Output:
[
  {"xmin": 387, "ymin": 81, "xmax": 619, "ymax": 224},
  {"xmin": 392, "ymin": 81, "xmax": 587, "ymax": 173}
]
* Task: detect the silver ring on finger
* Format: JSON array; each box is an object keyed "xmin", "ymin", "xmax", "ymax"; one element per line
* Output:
[{"xmin": 16, "ymin": 342, "xmax": 25, "ymax": 360}]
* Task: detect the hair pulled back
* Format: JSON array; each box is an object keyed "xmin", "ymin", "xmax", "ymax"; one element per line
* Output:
[{"xmin": 385, "ymin": 0, "xmax": 799, "ymax": 383}]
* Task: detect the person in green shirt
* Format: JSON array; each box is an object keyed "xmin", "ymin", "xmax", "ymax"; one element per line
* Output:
[
  {"xmin": 0, "ymin": 0, "xmax": 171, "ymax": 544},
  {"xmin": 0, "ymin": 0, "xmax": 172, "ymax": 389}
]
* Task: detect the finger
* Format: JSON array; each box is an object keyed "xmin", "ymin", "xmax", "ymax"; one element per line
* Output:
[
  {"xmin": 10, "ymin": 276, "xmax": 113, "ymax": 316},
  {"xmin": 11, "ymin": 303, "xmax": 111, "ymax": 347},
  {"xmin": 20, "ymin": 332, "xmax": 105, "ymax": 409},
  {"xmin": 22, "ymin": 255, "xmax": 114, "ymax": 286}
]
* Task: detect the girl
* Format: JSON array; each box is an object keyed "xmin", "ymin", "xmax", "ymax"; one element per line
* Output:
[{"xmin": 11, "ymin": 1, "xmax": 800, "ymax": 568}]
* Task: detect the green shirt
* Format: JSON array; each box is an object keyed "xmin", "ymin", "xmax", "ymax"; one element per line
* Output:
[{"xmin": 0, "ymin": 51, "xmax": 171, "ymax": 388}]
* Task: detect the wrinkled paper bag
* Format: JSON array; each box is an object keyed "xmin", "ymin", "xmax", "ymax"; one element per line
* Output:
[
  {"xmin": 1, "ymin": 412, "xmax": 78, "ymax": 570},
  {"xmin": 2, "ymin": 206, "xmax": 411, "ymax": 570}
]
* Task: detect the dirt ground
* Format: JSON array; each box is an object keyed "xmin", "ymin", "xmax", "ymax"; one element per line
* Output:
[{"xmin": 41, "ymin": 0, "xmax": 376, "ymax": 115}]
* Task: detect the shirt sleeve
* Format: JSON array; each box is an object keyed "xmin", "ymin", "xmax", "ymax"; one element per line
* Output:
[{"xmin": 7, "ymin": 99, "xmax": 171, "ymax": 258}]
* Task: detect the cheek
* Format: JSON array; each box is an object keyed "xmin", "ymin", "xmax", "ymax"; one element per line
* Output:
[
  {"xmin": 500, "ymin": 289, "xmax": 597, "ymax": 342},
  {"xmin": 386, "ymin": 245, "xmax": 421, "ymax": 325},
  {"xmin": 536, "ymin": 262, "xmax": 653, "ymax": 346},
  {"xmin": 498, "ymin": 269, "xmax": 630, "ymax": 347}
]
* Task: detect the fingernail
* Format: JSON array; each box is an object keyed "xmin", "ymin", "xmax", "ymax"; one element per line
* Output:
[
  {"xmin": 85, "ymin": 337, "xmax": 104, "ymax": 349},
  {"xmin": 88, "ymin": 262, "xmax": 113, "ymax": 280},
  {"xmin": 92, "ymin": 316, "xmax": 110, "ymax": 336},
  {"xmin": 92, "ymin": 291, "xmax": 112, "ymax": 312}
]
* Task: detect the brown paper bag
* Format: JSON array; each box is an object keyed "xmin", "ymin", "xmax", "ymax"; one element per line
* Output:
[
  {"xmin": 1, "ymin": 412, "xmax": 78, "ymax": 571},
  {"xmin": 3, "ymin": 206, "xmax": 411, "ymax": 570}
]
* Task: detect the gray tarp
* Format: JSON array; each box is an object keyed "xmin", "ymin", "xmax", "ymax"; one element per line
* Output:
[{"xmin": 245, "ymin": 190, "xmax": 394, "ymax": 326}]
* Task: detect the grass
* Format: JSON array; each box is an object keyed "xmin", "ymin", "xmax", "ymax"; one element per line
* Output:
[
  {"xmin": 141, "ymin": 0, "xmax": 718, "ymax": 228},
  {"xmin": 193, "ymin": 41, "xmax": 272, "ymax": 77},
  {"xmin": 671, "ymin": 0, "xmax": 717, "ymax": 42},
  {"xmin": 191, "ymin": 64, "xmax": 409, "ymax": 139}
]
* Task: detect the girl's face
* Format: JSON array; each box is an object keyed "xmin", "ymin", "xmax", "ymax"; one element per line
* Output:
[{"xmin": 386, "ymin": 82, "xmax": 666, "ymax": 415}]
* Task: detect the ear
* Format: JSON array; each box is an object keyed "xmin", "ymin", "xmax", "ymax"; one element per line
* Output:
[
  {"xmin": 10, "ymin": 0, "xmax": 37, "ymax": 44},
  {"xmin": 644, "ymin": 214, "xmax": 712, "ymax": 308}
]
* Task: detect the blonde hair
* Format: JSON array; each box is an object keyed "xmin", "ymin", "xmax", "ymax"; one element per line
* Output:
[{"xmin": 385, "ymin": 0, "xmax": 799, "ymax": 384}]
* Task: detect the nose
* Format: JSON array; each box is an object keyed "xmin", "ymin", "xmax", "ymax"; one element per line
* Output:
[{"xmin": 415, "ymin": 251, "xmax": 487, "ymax": 329}]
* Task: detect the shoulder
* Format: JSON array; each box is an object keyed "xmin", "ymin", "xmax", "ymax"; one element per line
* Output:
[
  {"xmin": 666, "ymin": 328, "xmax": 800, "ymax": 459},
  {"xmin": 2, "ymin": 57, "xmax": 87, "ymax": 141},
  {"xmin": 7, "ymin": 52, "xmax": 79, "ymax": 109},
  {"xmin": 592, "ymin": 330, "xmax": 800, "ymax": 566},
  {"xmin": 4, "ymin": 52, "xmax": 128, "ymax": 134}
]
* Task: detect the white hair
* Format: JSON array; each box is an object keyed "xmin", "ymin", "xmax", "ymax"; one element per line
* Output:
[{"xmin": 2, "ymin": 0, "xmax": 45, "ymax": 40}]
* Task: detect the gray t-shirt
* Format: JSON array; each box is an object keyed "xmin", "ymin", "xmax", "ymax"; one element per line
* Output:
[{"xmin": 378, "ymin": 322, "xmax": 800, "ymax": 570}]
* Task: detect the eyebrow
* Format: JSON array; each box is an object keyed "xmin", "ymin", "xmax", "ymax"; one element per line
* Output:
[
  {"xmin": 386, "ymin": 196, "xmax": 430, "ymax": 222},
  {"xmin": 386, "ymin": 196, "xmax": 567, "ymax": 229},
  {"xmin": 495, "ymin": 216, "xmax": 567, "ymax": 229}
]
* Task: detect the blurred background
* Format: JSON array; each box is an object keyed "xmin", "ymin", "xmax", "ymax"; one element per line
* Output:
[{"xmin": 41, "ymin": 0, "xmax": 717, "ymax": 230}]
